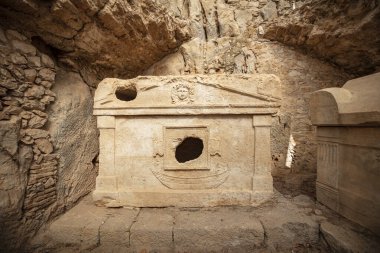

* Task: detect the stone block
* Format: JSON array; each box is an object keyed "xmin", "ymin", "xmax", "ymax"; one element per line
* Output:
[
  {"xmin": 47, "ymin": 199, "xmax": 109, "ymax": 250},
  {"xmin": 27, "ymin": 56, "xmax": 41, "ymax": 67},
  {"xmin": 321, "ymin": 222, "xmax": 380, "ymax": 253},
  {"xmin": 100, "ymin": 208, "xmax": 139, "ymax": 247},
  {"xmin": 130, "ymin": 209, "xmax": 174, "ymax": 252},
  {"xmin": 10, "ymin": 53, "xmax": 27, "ymax": 64},
  {"xmin": 34, "ymin": 138, "xmax": 53, "ymax": 154},
  {"xmin": 257, "ymin": 197, "xmax": 320, "ymax": 251},
  {"xmin": 38, "ymin": 68, "xmax": 55, "ymax": 82},
  {"xmin": 260, "ymin": 1, "xmax": 278, "ymax": 21},
  {"xmin": 24, "ymin": 85, "xmax": 45, "ymax": 98},
  {"xmin": 11, "ymin": 40, "xmax": 36, "ymax": 55},
  {"xmin": 24, "ymin": 69, "xmax": 37, "ymax": 82},
  {"xmin": 41, "ymin": 53, "xmax": 55, "ymax": 68},
  {"xmin": 174, "ymin": 209, "xmax": 264, "ymax": 252}
]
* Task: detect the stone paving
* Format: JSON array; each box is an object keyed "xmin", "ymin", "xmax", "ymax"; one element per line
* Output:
[{"xmin": 28, "ymin": 192, "xmax": 380, "ymax": 253}]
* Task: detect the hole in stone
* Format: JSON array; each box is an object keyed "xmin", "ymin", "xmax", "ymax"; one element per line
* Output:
[
  {"xmin": 115, "ymin": 85, "xmax": 137, "ymax": 101},
  {"xmin": 175, "ymin": 137, "xmax": 204, "ymax": 163}
]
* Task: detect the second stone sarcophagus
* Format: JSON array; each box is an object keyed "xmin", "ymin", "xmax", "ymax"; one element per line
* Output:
[
  {"xmin": 310, "ymin": 72, "xmax": 380, "ymax": 235},
  {"xmin": 93, "ymin": 75, "xmax": 281, "ymax": 207}
]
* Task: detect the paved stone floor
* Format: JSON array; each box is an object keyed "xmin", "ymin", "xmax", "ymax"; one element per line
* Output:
[{"xmin": 28, "ymin": 192, "xmax": 380, "ymax": 253}]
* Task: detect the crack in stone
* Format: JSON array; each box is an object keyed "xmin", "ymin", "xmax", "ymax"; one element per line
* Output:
[
  {"xmin": 199, "ymin": 0, "xmax": 208, "ymax": 41},
  {"xmin": 98, "ymin": 216, "xmax": 110, "ymax": 248},
  {"xmin": 172, "ymin": 211, "xmax": 177, "ymax": 243},
  {"xmin": 258, "ymin": 219, "xmax": 268, "ymax": 248},
  {"xmin": 87, "ymin": 215, "xmax": 111, "ymax": 251},
  {"xmin": 127, "ymin": 208, "xmax": 141, "ymax": 247},
  {"xmin": 214, "ymin": 0, "xmax": 221, "ymax": 38}
]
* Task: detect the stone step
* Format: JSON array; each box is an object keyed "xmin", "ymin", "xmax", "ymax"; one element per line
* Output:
[
  {"xmin": 31, "ymin": 201, "xmax": 266, "ymax": 252},
  {"xmin": 320, "ymin": 221, "xmax": 380, "ymax": 253},
  {"xmin": 28, "ymin": 193, "xmax": 380, "ymax": 253}
]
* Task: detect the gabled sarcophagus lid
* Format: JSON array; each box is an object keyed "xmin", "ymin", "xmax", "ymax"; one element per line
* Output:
[
  {"xmin": 310, "ymin": 72, "xmax": 380, "ymax": 126},
  {"xmin": 94, "ymin": 74, "xmax": 281, "ymax": 116}
]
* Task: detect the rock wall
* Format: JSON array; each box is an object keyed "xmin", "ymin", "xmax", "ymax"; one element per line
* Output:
[
  {"xmin": 263, "ymin": 0, "xmax": 380, "ymax": 75},
  {"xmin": 0, "ymin": 28, "xmax": 58, "ymax": 251},
  {"xmin": 0, "ymin": 27, "xmax": 99, "ymax": 252},
  {"xmin": 0, "ymin": 0, "xmax": 191, "ymax": 82},
  {"xmin": 48, "ymin": 70, "xmax": 98, "ymax": 214}
]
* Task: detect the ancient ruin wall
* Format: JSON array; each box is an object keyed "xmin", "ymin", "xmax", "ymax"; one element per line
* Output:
[
  {"xmin": 0, "ymin": 27, "xmax": 100, "ymax": 252},
  {"xmin": 0, "ymin": 0, "xmax": 379, "ymax": 251},
  {"xmin": 0, "ymin": 28, "xmax": 59, "ymax": 250}
]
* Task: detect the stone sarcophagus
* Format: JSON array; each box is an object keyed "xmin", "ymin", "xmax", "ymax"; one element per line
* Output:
[
  {"xmin": 93, "ymin": 75, "xmax": 281, "ymax": 207},
  {"xmin": 310, "ymin": 72, "xmax": 380, "ymax": 235}
]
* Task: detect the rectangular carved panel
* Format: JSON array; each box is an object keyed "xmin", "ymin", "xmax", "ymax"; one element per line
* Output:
[
  {"xmin": 164, "ymin": 126, "xmax": 209, "ymax": 171},
  {"xmin": 317, "ymin": 142, "xmax": 338, "ymax": 188}
]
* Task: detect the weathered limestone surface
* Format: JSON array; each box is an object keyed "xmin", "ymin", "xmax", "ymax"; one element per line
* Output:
[
  {"xmin": 24, "ymin": 193, "xmax": 312, "ymax": 252},
  {"xmin": 130, "ymin": 209, "xmax": 175, "ymax": 252},
  {"xmin": 174, "ymin": 209, "xmax": 264, "ymax": 252},
  {"xmin": 321, "ymin": 221, "xmax": 380, "ymax": 253},
  {"xmin": 0, "ymin": 0, "xmax": 190, "ymax": 81},
  {"xmin": 93, "ymin": 75, "xmax": 281, "ymax": 207},
  {"xmin": 310, "ymin": 73, "xmax": 380, "ymax": 235},
  {"xmin": 0, "ymin": 28, "xmax": 58, "ymax": 251},
  {"xmin": 0, "ymin": 27, "xmax": 97, "ymax": 253},
  {"xmin": 263, "ymin": 0, "xmax": 380, "ymax": 75},
  {"xmin": 0, "ymin": 119, "xmax": 23, "ymax": 217},
  {"xmin": 47, "ymin": 70, "xmax": 98, "ymax": 213},
  {"xmin": 28, "ymin": 193, "xmax": 380, "ymax": 252}
]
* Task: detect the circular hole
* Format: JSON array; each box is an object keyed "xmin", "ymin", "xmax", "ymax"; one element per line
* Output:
[
  {"xmin": 115, "ymin": 85, "xmax": 137, "ymax": 101},
  {"xmin": 175, "ymin": 137, "xmax": 204, "ymax": 163}
]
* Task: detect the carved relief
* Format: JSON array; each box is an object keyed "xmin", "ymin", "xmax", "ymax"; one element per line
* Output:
[
  {"xmin": 209, "ymin": 138, "xmax": 221, "ymax": 157},
  {"xmin": 153, "ymin": 135, "xmax": 164, "ymax": 158},
  {"xmin": 171, "ymin": 83, "xmax": 194, "ymax": 104},
  {"xmin": 150, "ymin": 126, "xmax": 231, "ymax": 190},
  {"xmin": 93, "ymin": 75, "xmax": 281, "ymax": 207},
  {"xmin": 151, "ymin": 164, "xmax": 230, "ymax": 190},
  {"xmin": 318, "ymin": 142, "xmax": 338, "ymax": 170},
  {"xmin": 317, "ymin": 142, "xmax": 339, "ymax": 188}
]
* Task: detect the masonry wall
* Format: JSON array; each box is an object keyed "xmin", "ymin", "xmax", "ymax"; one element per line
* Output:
[
  {"xmin": 0, "ymin": 28, "xmax": 57, "ymax": 250},
  {"xmin": 0, "ymin": 27, "xmax": 98, "ymax": 251}
]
